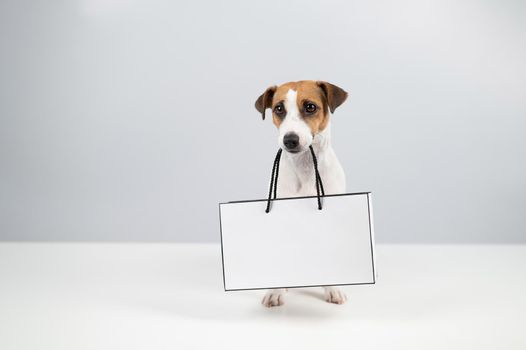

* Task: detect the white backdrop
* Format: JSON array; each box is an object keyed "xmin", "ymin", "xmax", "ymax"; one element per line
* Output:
[{"xmin": 0, "ymin": 0, "xmax": 525, "ymax": 242}]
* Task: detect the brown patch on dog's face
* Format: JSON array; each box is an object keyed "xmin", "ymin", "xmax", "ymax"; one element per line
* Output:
[
  {"xmin": 295, "ymin": 81, "xmax": 330, "ymax": 134},
  {"xmin": 269, "ymin": 81, "xmax": 326, "ymax": 132},
  {"xmin": 255, "ymin": 80, "xmax": 348, "ymax": 139}
]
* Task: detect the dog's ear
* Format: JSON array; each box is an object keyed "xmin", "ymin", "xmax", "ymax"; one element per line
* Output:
[
  {"xmin": 317, "ymin": 81, "xmax": 348, "ymax": 114},
  {"xmin": 255, "ymin": 86, "xmax": 277, "ymax": 120}
]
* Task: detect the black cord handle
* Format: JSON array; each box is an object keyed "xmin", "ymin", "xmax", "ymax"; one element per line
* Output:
[
  {"xmin": 265, "ymin": 148, "xmax": 282, "ymax": 213},
  {"xmin": 265, "ymin": 145, "xmax": 325, "ymax": 213},
  {"xmin": 309, "ymin": 145, "xmax": 325, "ymax": 210}
]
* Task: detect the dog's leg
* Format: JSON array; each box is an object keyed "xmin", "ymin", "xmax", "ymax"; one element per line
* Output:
[
  {"xmin": 323, "ymin": 287, "xmax": 347, "ymax": 304},
  {"xmin": 261, "ymin": 288, "xmax": 287, "ymax": 307}
]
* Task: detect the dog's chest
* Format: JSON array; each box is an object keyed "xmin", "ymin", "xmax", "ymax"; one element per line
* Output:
[{"xmin": 276, "ymin": 153, "xmax": 345, "ymax": 197}]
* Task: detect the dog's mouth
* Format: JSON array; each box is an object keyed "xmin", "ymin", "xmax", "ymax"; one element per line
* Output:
[{"xmin": 283, "ymin": 146, "xmax": 311, "ymax": 154}]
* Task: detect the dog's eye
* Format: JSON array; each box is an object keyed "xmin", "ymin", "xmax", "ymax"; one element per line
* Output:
[
  {"xmin": 304, "ymin": 102, "xmax": 317, "ymax": 115},
  {"xmin": 273, "ymin": 103, "xmax": 286, "ymax": 117}
]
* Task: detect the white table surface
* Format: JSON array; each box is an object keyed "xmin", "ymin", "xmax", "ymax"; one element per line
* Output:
[{"xmin": 0, "ymin": 243, "xmax": 525, "ymax": 350}]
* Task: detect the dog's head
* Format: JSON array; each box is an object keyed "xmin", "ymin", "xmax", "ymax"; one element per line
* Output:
[{"xmin": 255, "ymin": 80, "xmax": 348, "ymax": 153}]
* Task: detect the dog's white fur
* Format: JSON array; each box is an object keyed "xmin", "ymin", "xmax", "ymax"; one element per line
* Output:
[{"xmin": 261, "ymin": 89, "xmax": 348, "ymax": 307}]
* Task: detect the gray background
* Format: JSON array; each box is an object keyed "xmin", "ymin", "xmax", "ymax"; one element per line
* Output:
[{"xmin": 1, "ymin": 0, "xmax": 525, "ymax": 242}]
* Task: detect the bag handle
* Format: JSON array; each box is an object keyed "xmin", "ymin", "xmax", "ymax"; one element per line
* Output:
[{"xmin": 265, "ymin": 145, "xmax": 325, "ymax": 213}]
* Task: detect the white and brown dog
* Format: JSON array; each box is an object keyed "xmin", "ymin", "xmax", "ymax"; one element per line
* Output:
[{"xmin": 255, "ymin": 80, "xmax": 349, "ymax": 307}]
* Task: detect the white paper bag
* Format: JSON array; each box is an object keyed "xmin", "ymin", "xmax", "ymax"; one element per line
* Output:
[{"xmin": 219, "ymin": 192, "xmax": 376, "ymax": 291}]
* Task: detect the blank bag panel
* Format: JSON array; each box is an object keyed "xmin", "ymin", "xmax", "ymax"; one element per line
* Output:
[{"xmin": 219, "ymin": 192, "xmax": 376, "ymax": 291}]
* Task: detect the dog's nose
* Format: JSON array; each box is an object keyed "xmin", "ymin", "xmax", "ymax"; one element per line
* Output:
[{"xmin": 283, "ymin": 133, "xmax": 299, "ymax": 150}]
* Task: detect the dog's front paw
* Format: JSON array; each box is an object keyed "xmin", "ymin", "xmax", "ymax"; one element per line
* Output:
[
  {"xmin": 261, "ymin": 289, "xmax": 286, "ymax": 307},
  {"xmin": 324, "ymin": 287, "xmax": 347, "ymax": 305}
]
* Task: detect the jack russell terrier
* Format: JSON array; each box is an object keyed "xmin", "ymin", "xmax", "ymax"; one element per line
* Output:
[{"xmin": 255, "ymin": 80, "xmax": 349, "ymax": 307}]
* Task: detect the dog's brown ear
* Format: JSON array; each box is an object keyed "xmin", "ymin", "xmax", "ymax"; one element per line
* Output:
[
  {"xmin": 317, "ymin": 81, "xmax": 348, "ymax": 114},
  {"xmin": 255, "ymin": 86, "xmax": 277, "ymax": 120}
]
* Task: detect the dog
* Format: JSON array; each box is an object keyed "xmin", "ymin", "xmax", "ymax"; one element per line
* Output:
[{"xmin": 255, "ymin": 80, "xmax": 349, "ymax": 307}]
